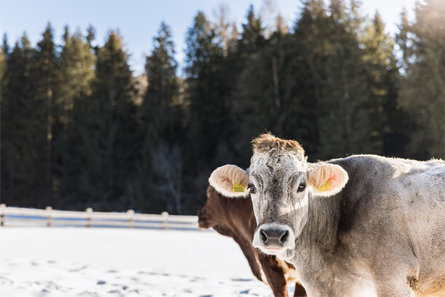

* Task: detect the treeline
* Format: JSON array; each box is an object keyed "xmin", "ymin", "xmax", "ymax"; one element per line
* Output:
[{"xmin": 1, "ymin": 0, "xmax": 444, "ymax": 214}]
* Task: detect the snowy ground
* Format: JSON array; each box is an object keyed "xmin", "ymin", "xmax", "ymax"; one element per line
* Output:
[{"xmin": 0, "ymin": 227, "xmax": 282, "ymax": 297}]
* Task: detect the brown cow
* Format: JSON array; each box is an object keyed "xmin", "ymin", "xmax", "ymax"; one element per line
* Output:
[{"xmin": 198, "ymin": 186, "xmax": 307, "ymax": 297}]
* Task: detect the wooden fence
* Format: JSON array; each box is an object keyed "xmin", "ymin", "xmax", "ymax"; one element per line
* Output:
[{"xmin": 0, "ymin": 204, "xmax": 199, "ymax": 230}]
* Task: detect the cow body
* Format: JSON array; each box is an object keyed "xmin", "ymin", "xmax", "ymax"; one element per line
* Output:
[
  {"xmin": 209, "ymin": 134, "xmax": 445, "ymax": 297},
  {"xmin": 289, "ymin": 155, "xmax": 445, "ymax": 297},
  {"xmin": 198, "ymin": 186, "xmax": 307, "ymax": 297}
]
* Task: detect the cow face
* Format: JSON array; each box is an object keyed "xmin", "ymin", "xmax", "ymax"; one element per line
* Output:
[
  {"xmin": 198, "ymin": 187, "xmax": 221, "ymax": 229},
  {"xmin": 209, "ymin": 134, "xmax": 349, "ymax": 260},
  {"xmin": 248, "ymin": 149, "xmax": 309, "ymax": 258},
  {"xmin": 198, "ymin": 186, "xmax": 245, "ymax": 238},
  {"xmin": 198, "ymin": 186, "xmax": 244, "ymax": 236}
]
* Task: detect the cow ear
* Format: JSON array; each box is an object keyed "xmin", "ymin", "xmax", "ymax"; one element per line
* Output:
[
  {"xmin": 308, "ymin": 163, "xmax": 348, "ymax": 197},
  {"xmin": 208, "ymin": 165, "xmax": 249, "ymax": 198}
]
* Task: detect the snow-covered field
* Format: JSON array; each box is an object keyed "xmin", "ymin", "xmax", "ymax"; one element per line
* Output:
[{"xmin": 0, "ymin": 227, "xmax": 280, "ymax": 297}]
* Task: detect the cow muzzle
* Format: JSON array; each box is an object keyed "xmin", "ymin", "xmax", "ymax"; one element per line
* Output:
[
  {"xmin": 253, "ymin": 223, "xmax": 295, "ymax": 254},
  {"xmin": 197, "ymin": 210, "xmax": 211, "ymax": 229}
]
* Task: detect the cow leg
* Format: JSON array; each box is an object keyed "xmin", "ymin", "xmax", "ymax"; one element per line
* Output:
[{"xmin": 293, "ymin": 282, "xmax": 307, "ymax": 297}]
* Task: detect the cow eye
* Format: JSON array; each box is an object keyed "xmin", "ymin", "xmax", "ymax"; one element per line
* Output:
[
  {"xmin": 248, "ymin": 183, "xmax": 256, "ymax": 194},
  {"xmin": 297, "ymin": 183, "xmax": 306, "ymax": 192}
]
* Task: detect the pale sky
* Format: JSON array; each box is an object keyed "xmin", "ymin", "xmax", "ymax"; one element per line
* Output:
[{"xmin": 0, "ymin": 0, "xmax": 416, "ymax": 75}]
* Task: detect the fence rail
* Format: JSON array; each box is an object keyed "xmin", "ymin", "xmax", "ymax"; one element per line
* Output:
[{"xmin": 0, "ymin": 204, "xmax": 199, "ymax": 230}]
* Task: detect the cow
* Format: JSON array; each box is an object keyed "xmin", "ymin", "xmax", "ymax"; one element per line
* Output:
[
  {"xmin": 208, "ymin": 133, "xmax": 445, "ymax": 297},
  {"xmin": 198, "ymin": 185, "xmax": 307, "ymax": 297}
]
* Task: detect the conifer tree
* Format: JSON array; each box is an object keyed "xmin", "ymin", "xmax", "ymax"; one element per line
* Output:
[
  {"xmin": 56, "ymin": 26, "xmax": 96, "ymax": 207},
  {"xmin": 291, "ymin": 0, "xmax": 330, "ymax": 158},
  {"xmin": 227, "ymin": 6, "xmax": 272, "ymax": 165},
  {"xmin": 183, "ymin": 11, "xmax": 242, "ymax": 212},
  {"xmin": 238, "ymin": 5, "xmax": 265, "ymax": 55},
  {"xmin": 75, "ymin": 31, "xmax": 138, "ymax": 210},
  {"xmin": 143, "ymin": 22, "xmax": 179, "ymax": 144},
  {"xmin": 398, "ymin": 0, "xmax": 445, "ymax": 158},
  {"xmin": 1, "ymin": 34, "xmax": 40, "ymax": 206},
  {"xmin": 135, "ymin": 22, "xmax": 182, "ymax": 213},
  {"xmin": 321, "ymin": 0, "xmax": 374, "ymax": 158},
  {"xmin": 361, "ymin": 12, "xmax": 410, "ymax": 157},
  {"xmin": 32, "ymin": 23, "xmax": 60, "ymax": 205},
  {"xmin": 184, "ymin": 12, "xmax": 226, "ymax": 167}
]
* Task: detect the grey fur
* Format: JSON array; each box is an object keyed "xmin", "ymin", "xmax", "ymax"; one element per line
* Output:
[{"xmin": 249, "ymin": 153, "xmax": 445, "ymax": 297}]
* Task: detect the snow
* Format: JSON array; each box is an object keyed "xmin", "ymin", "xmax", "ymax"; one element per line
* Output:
[{"xmin": 0, "ymin": 228, "xmax": 278, "ymax": 297}]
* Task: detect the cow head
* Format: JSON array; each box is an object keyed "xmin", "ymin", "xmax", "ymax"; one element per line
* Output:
[
  {"xmin": 198, "ymin": 187, "xmax": 220, "ymax": 229},
  {"xmin": 198, "ymin": 186, "xmax": 244, "ymax": 236},
  {"xmin": 209, "ymin": 133, "xmax": 349, "ymax": 260},
  {"xmin": 199, "ymin": 185, "xmax": 253, "ymax": 237}
]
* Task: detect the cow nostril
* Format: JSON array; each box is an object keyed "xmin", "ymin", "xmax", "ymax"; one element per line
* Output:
[
  {"xmin": 260, "ymin": 229, "xmax": 268, "ymax": 244},
  {"xmin": 279, "ymin": 230, "xmax": 288, "ymax": 245}
]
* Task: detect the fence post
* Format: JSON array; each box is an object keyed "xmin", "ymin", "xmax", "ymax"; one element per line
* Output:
[
  {"xmin": 127, "ymin": 209, "xmax": 134, "ymax": 229},
  {"xmin": 0, "ymin": 204, "xmax": 5, "ymax": 227},
  {"xmin": 161, "ymin": 211, "xmax": 169, "ymax": 230},
  {"xmin": 46, "ymin": 206, "xmax": 53, "ymax": 227},
  {"xmin": 86, "ymin": 208, "xmax": 93, "ymax": 227}
]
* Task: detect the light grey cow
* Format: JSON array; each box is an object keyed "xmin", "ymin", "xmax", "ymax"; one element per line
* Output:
[{"xmin": 209, "ymin": 133, "xmax": 445, "ymax": 297}]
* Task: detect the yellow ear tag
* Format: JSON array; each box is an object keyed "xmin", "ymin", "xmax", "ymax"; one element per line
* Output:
[
  {"xmin": 319, "ymin": 180, "xmax": 330, "ymax": 191},
  {"xmin": 232, "ymin": 185, "xmax": 245, "ymax": 193}
]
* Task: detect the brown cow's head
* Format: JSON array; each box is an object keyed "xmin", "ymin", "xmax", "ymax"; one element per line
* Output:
[
  {"xmin": 198, "ymin": 185, "xmax": 254, "ymax": 238},
  {"xmin": 198, "ymin": 186, "xmax": 220, "ymax": 229},
  {"xmin": 209, "ymin": 134, "xmax": 349, "ymax": 261}
]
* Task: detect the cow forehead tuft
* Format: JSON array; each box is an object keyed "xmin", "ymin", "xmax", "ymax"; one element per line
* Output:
[{"xmin": 251, "ymin": 133, "xmax": 305, "ymax": 161}]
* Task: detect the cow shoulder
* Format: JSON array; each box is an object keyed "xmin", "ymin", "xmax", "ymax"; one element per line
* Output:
[
  {"xmin": 327, "ymin": 155, "xmax": 404, "ymax": 233},
  {"xmin": 329, "ymin": 155, "xmax": 445, "ymax": 231},
  {"xmin": 328, "ymin": 154, "xmax": 393, "ymax": 202}
]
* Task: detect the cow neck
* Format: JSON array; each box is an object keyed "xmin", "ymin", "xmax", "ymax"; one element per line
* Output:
[
  {"xmin": 224, "ymin": 197, "xmax": 256, "ymax": 243},
  {"xmin": 296, "ymin": 191, "xmax": 342, "ymax": 252}
]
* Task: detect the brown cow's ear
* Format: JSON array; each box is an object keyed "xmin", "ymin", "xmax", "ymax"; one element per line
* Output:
[
  {"xmin": 308, "ymin": 163, "xmax": 348, "ymax": 197},
  {"xmin": 208, "ymin": 165, "xmax": 249, "ymax": 198}
]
